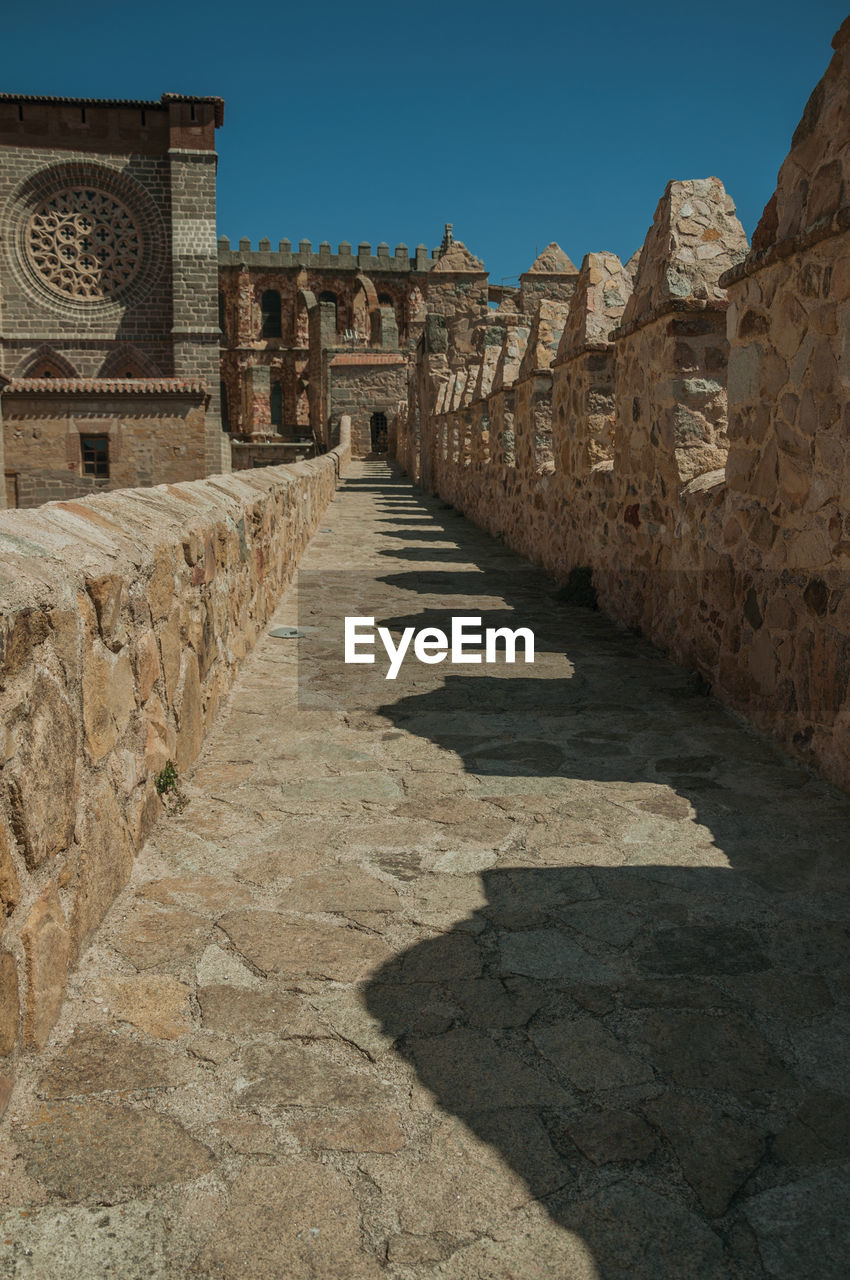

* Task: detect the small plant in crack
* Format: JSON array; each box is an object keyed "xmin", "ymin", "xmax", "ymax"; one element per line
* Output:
[{"xmin": 155, "ymin": 759, "xmax": 189, "ymax": 814}]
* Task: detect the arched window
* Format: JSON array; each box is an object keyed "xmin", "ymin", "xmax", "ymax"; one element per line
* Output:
[
  {"xmin": 270, "ymin": 381, "xmax": 283, "ymax": 429},
  {"xmin": 261, "ymin": 290, "xmax": 282, "ymax": 338},
  {"xmin": 98, "ymin": 346, "xmax": 161, "ymax": 379},
  {"xmin": 220, "ymin": 381, "xmax": 230, "ymax": 433},
  {"xmin": 21, "ymin": 347, "xmax": 78, "ymax": 379}
]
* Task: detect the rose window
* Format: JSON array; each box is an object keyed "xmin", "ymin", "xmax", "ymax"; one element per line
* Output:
[{"xmin": 26, "ymin": 188, "xmax": 143, "ymax": 300}]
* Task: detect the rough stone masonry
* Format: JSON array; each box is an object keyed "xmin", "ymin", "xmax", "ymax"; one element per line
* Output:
[
  {"xmin": 0, "ymin": 17, "xmax": 848, "ymax": 1280},
  {"xmin": 0, "ymin": 460, "xmax": 848, "ymax": 1279},
  {"xmin": 395, "ymin": 20, "xmax": 850, "ymax": 798}
]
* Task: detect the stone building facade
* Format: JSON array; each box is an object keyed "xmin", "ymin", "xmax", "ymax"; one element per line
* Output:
[
  {"xmin": 0, "ymin": 92, "xmax": 226, "ymax": 507},
  {"xmin": 217, "ymin": 227, "xmax": 489, "ymax": 463},
  {"xmin": 0, "ymin": 96, "xmax": 495, "ymax": 504}
]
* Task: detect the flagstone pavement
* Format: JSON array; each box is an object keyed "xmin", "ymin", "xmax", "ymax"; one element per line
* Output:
[{"xmin": 2, "ymin": 460, "xmax": 850, "ymax": 1279}]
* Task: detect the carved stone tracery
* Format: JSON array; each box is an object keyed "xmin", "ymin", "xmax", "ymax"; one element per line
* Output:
[{"xmin": 26, "ymin": 187, "xmax": 143, "ymax": 300}]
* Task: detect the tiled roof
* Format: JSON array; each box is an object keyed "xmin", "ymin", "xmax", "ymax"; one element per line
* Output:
[
  {"xmin": 329, "ymin": 353, "xmax": 406, "ymax": 366},
  {"xmin": 4, "ymin": 377, "xmax": 208, "ymax": 395}
]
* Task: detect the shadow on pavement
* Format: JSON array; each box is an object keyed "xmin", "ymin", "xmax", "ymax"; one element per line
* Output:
[{"xmin": 339, "ymin": 471, "xmax": 850, "ymax": 1280}]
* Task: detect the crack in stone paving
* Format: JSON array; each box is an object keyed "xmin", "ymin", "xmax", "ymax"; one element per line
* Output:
[{"xmin": 1, "ymin": 459, "xmax": 850, "ymax": 1278}]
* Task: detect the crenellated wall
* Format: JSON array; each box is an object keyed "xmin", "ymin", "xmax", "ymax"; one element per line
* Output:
[
  {"xmin": 0, "ymin": 423, "xmax": 350, "ymax": 1098},
  {"xmin": 395, "ymin": 21, "xmax": 850, "ymax": 793},
  {"xmin": 217, "ymin": 228, "xmax": 487, "ymax": 450}
]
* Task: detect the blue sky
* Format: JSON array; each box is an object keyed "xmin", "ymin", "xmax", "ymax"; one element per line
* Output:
[{"xmin": 4, "ymin": 1, "xmax": 847, "ymax": 281}]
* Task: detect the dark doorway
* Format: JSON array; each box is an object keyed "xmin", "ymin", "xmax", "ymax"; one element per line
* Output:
[
  {"xmin": 370, "ymin": 411, "xmax": 388, "ymax": 453},
  {"xmin": 270, "ymin": 382, "xmax": 283, "ymax": 429}
]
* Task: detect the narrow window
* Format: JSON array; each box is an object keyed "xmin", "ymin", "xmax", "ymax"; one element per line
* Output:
[
  {"xmin": 218, "ymin": 291, "xmax": 226, "ymax": 336},
  {"xmin": 81, "ymin": 435, "xmax": 109, "ymax": 478},
  {"xmin": 220, "ymin": 382, "xmax": 230, "ymax": 432},
  {"xmin": 261, "ymin": 290, "xmax": 282, "ymax": 338},
  {"xmin": 319, "ymin": 290, "xmax": 338, "ymax": 326},
  {"xmin": 270, "ymin": 382, "xmax": 283, "ymax": 428}
]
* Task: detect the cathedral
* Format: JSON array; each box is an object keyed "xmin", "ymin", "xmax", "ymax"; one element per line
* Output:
[{"xmin": 0, "ymin": 92, "xmax": 490, "ymax": 506}]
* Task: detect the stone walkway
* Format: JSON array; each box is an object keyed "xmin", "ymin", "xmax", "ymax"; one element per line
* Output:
[{"xmin": 2, "ymin": 460, "xmax": 850, "ymax": 1279}]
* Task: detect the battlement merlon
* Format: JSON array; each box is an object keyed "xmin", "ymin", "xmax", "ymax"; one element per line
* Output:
[
  {"xmin": 217, "ymin": 238, "xmax": 453, "ymax": 274},
  {"xmin": 217, "ymin": 237, "xmax": 489, "ymax": 278}
]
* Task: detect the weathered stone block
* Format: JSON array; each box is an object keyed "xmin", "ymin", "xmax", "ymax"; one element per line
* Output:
[
  {"xmin": 21, "ymin": 886, "xmax": 71, "ymax": 1049},
  {"xmin": 146, "ymin": 549, "xmax": 177, "ymax": 622},
  {"xmin": 70, "ymin": 779, "xmax": 134, "ymax": 958},
  {"xmin": 82, "ymin": 638, "xmax": 135, "ymax": 762},
  {"xmin": 175, "ymin": 649, "xmax": 203, "ymax": 772},
  {"xmin": 0, "ymin": 950, "xmax": 20, "ymax": 1055},
  {"xmin": 0, "ymin": 608, "xmax": 50, "ymax": 689},
  {"xmin": 157, "ymin": 609, "xmax": 182, "ymax": 706},
  {"xmin": 86, "ymin": 573, "xmax": 129, "ymax": 651},
  {"xmin": 134, "ymin": 629, "xmax": 161, "ymax": 702},
  {"xmin": 0, "ymin": 822, "xmax": 19, "ymax": 914},
  {"xmin": 6, "ymin": 674, "xmax": 77, "ymax": 869}
]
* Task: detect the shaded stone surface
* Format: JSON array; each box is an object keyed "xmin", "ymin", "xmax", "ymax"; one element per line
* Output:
[
  {"xmin": 530, "ymin": 1017, "xmax": 653, "ymax": 1092},
  {"xmin": 568, "ymin": 1182, "xmax": 727, "ymax": 1279},
  {"xmin": 743, "ymin": 1167, "xmax": 850, "ymax": 1280},
  {"xmin": 407, "ymin": 1029, "xmax": 563, "ymax": 1109},
  {"xmin": 643, "ymin": 1093, "xmax": 765, "ymax": 1216},
  {"xmin": 560, "ymin": 1107, "xmax": 657, "ymax": 1165},
  {"xmin": 638, "ymin": 924, "xmax": 769, "ymax": 975},
  {"xmin": 500, "ymin": 930, "xmax": 616, "ymax": 982},
  {"xmin": 632, "ymin": 1009, "xmax": 796, "ymax": 1096}
]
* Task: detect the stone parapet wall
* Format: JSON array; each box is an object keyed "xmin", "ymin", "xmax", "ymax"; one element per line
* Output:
[
  {"xmin": 0, "ymin": 423, "xmax": 350, "ymax": 1089},
  {"xmin": 394, "ymin": 24, "xmax": 850, "ymax": 794}
]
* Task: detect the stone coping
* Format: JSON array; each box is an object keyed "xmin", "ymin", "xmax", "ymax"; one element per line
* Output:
[
  {"xmin": 0, "ymin": 91, "xmax": 225, "ymax": 126},
  {"xmin": 611, "ymin": 297, "xmax": 729, "ymax": 341},
  {"xmin": 719, "ymin": 205, "xmax": 850, "ymax": 287}
]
